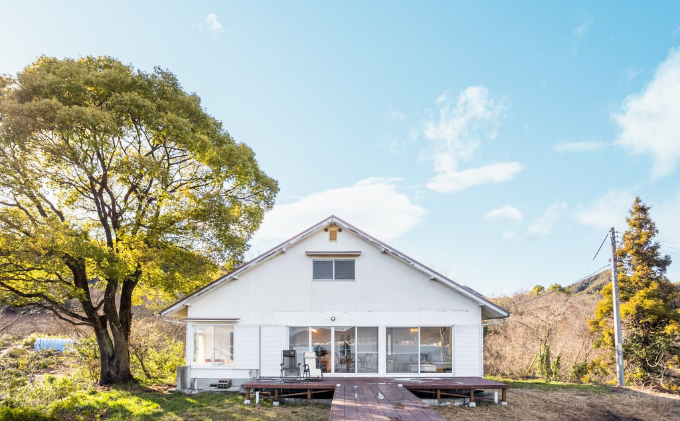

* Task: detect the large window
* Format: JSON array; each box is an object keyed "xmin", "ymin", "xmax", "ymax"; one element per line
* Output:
[
  {"xmin": 420, "ymin": 327, "xmax": 452, "ymax": 373},
  {"xmin": 334, "ymin": 327, "xmax": 355, "ymax": 373},
  {"xmin": 387, "ymin": 326, "xmax": 453, "ymax": 374},
  {"xmin": 312, "ymin": 259, "xmax": 355, "ymax": 281},
  {"xmin": 289, "ymin": 327, "xmax": 309, "ymax": 368},
  {"xmin": 193, "ymin": 325, "xmax": 234, "ymax": 366},
  {"xmin": 357, "ymin": 327, "xmax": 378, "ymax": 373},
  {"xmin": 386, "ymin": 327, "xmax": 419, "ymax": 373},
  {"xmin": 288, "ymin": 326, "xmax": 377, "ymax": 374},
  {"xmin": 312, "ymin": 328, "xmax": 332, "ymax": 373}
]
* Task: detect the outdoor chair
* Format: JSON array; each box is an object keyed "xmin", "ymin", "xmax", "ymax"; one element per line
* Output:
[
  {"xmin": 302, "ymin": 352, "xmax": 323, "ymax": 379},
  {"xmin": 280, "ymin": 350, "xmax": 301, "ymax": 378}
]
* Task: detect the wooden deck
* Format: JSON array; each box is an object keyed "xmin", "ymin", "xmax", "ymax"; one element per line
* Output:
[{"xmin": 243, "ymin": 377, "xmax": 508, "ymax": 420}]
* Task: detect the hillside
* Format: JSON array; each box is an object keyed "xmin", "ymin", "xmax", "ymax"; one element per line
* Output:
[{"xmin": 569, "ymin": 270, "xmax": 612, "ymax": 295}]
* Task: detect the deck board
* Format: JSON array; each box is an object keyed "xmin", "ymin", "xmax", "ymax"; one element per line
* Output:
[{"xmin": 243, "ymin": 376, "xmax": 507, "ymax": 421}]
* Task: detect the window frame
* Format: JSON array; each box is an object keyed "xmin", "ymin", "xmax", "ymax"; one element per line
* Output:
[
  {"xmin": 287, "ymin": 326, "xmax": 378, "ymax": 375},
  {"xmin": 190, "ymin": 323, "xmax": 235, "ymax": 368},
  {"xmin": 311, "ymin": 258, "xmax": 356, "ymax": 282}
]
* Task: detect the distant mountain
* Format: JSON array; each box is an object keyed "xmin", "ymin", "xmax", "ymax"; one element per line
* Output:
[{"xmin": 569, "ymin": 270, "xmax": 611, "ymax": 295}]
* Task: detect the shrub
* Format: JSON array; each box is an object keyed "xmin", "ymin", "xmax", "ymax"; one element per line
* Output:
[{"xmin": 0, "ymin": 407, "xmax": 55, "ymax": 421}]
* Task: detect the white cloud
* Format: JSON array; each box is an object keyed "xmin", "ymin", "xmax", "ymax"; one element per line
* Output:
[
  {"xmin": 573, "ymin": 190, "xmax": 635, "ymax": 229},
  {"xmin": 502, "ymin": 229, "xmax": 518, "ymax": 240},
  {"xmin": 553, "ymin": 141, "xmax": 606, "ymax": 153},
  {"xmin": 421, "ymin": 86, "xmax": 523, "ymax": 193},
  {"xmin": 427, "ymin": 162, "xmax": 523, "ymax": 193},
  {"xmin": 382, "ymin": 137, "xmax": 406, "ymax": 154},
  {"xmin": 613, "ymin": 47, "xmax": 680, "ymax": 179},
  {"xmin": 484, "ymin": 205, "xmax": 523, "ymax": 222},
  {"xmin": 205, "ymin": 13, "xmax": 224, "ymax": 35},
  {"xmin": 389, "ymin": 109, "xmax": 406, "ymax": 122},
  {"xmin": 252, "ymin": 178, "xmax": 428, "ymax": 242},
  {"xmin": 528, "ymin": 202, "xmax": 568, "ymax": 236},
  {"xmin": 574, "ymin": 19, "xmax": 593, "ymax": 37}
]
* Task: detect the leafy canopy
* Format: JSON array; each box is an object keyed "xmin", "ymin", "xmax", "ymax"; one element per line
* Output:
[{"xmin": 0, "ymin": 56, "xmax": 278, "ymax": 312}]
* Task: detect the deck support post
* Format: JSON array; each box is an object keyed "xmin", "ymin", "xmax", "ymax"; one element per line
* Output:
[
  {"xmin": 469, "ymin": 389, "xmax": 476, "ymax": 408},
  {"xmin": 273, "ymin": 389, "xmax": 279, "ymax": 406},
  {"xmin": 307, "ymin": 389, "xmax": 312, "ymax": 399},
  {"xmin": 244, "ymin": 387, "xmax": 251, "ymax": 405},
  {"xmin": 502, "ymin": 388, "xmax": 507, "ymax": 405},
  {"xmin": 436, "ymin": 389, "xmax": 441, "ymax": 400}
]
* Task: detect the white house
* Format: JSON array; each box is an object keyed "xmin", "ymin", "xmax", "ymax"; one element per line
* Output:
[{"xmin": 160, "ymin": 215, "xmax": 509, "ymax": 387}]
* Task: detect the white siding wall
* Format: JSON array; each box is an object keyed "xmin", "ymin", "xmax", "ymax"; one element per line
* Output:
[
  {"xmin": 454, "ymin": 325, "xmax": 482, "ymax": 377},
  {"xmin": 234, "ymin": 326, "xmax": 260, "ymax": 370},
  {"xmin": 260, "ymin": 326, "xmax": 286, "ymax": 377},
  {"xmin": 188, "ymin": 228, "xmax": 481, "ymax": 324}
]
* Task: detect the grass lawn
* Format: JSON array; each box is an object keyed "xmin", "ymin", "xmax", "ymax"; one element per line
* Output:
[
  {"xmin": 48, "ymin": 387, "xmax": 329, "ymax": 421},
  {"xmin": 36, "ymin": 381, "xmax": 680, "ymax": 421}
]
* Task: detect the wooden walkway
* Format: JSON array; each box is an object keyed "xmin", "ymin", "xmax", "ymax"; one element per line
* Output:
[
  {"xmin": 243, "ymin": 377, "xmax": 508, "ymax": 421},
  {"xmin": 330, "ymin": 382, "xmax": 446, "ymax": 421}
]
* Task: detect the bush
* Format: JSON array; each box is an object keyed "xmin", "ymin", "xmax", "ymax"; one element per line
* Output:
[
  {"xmin": 569, "ymin": 362, "xmax": 589, "ymax": 383},
  {"xmin": 0, "ymin": 407, "xmax": 55, "ymax": 421}
]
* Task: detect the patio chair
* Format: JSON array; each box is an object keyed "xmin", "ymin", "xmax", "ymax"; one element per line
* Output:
[
  {"xmin": 280, "ymin": 350, "xmax": 301, "ymax": 378},
  {"xmin": 302, "ymin": 352, "xmax": 323, "ymax": 379}
]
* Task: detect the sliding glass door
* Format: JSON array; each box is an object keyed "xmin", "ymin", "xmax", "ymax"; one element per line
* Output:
[
  {"xmin": 334, "ymin": 327, "xmax": 355, "ymax": 373},
  {"xmin": 357, "ymin": 327, "xmax": 379, "ymax": 373},
  {"xmin": 311, "ymin": 327, "xmax": 332, "ymax": 373},
  {"xmin": 288, "ymin": 326, "xmax": 378, "ymax": 374}
]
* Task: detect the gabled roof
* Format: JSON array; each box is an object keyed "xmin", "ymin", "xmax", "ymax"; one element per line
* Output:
[{"xmin": 159, "ymin": 215, "xmax": 510, "ymax": 319}]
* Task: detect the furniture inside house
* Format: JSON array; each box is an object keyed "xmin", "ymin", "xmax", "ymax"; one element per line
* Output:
[
  {"xmin": 303, "ymin": 352, "xmax": 323, "ymax": 379},
  {"xmin": 357, "ymin": 353, "xmax": 374, "ymax": 372},
  {"xmin": 280, "ymin": 350, "xmax": 301, "ymax": 378},
  {"xmin": 316, "ymin": 355, "xmax": 330, "ymax": 373}
]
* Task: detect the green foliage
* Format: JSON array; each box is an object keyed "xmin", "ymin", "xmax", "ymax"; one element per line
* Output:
[
  {"xmin": 589, "ymin": 198, "xmax": 680, "ymax": 389},
  {"xmin": 568, "ymin": 359, "xmax": 609, "ymax": 384},
  {"xmin": 0, "ymin": 407, "xmax": 56, "ymax": 421},
  {"xmin": 63, "ymin": 336, "xmax": 100, "ymax": 383},
  {"xmin": 535, "ymin": 343, "xmax": 561, "ymax": 381},
  {"xmin": 530, "ymin": 285, "xmax": 545, "ymax": 295},
  {"xmin": 547, "ymin": 283, "xmax": 571, "ymax": 295},
  {"xmin": 0, "ymin": 56, "xmax": 278, "ymax": 383}
]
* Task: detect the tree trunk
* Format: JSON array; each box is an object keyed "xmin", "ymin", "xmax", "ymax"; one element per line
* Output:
[
  {"xmin": 93, "ymin": 321, "xmax": 135, "ymax": 384},
  {"xmin": 76, "ymin": 266, "xmax": 138, "ymax": 385}
]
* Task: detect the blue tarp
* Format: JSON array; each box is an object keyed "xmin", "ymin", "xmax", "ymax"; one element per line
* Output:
[{"xmin": 34, "ymin": 337, "xmax": 73, "ymax": 352}]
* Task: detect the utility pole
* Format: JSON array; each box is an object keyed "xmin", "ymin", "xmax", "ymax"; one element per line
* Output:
[{"xmin": 610, "ymin": 227, "xmax": 625, "ymax": 387}]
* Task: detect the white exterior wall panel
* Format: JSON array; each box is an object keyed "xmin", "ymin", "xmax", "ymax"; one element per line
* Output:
[
  {"xmin": 234, "ymin": 326, "xmax": 260, "ymax": 370},
  {"xmin": 454, "ymin": 324, "xmax": 482, "ymax": 377},
  {"xmin": 260, "ymin": 326, "xmax": 286, "ymax": 377}
]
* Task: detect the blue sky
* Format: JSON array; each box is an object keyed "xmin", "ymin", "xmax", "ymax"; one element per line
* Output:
[{"xmin": 2, "ymin": 1, "xmax": 680, "ymax": 294}]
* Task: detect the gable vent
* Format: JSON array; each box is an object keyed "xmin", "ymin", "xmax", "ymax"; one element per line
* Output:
[{"xmin": 325, "ymin": 226, "xmax": 341, "ymax": 241}]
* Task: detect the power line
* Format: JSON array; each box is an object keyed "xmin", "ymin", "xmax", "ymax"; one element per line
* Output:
[
  {"xmin": 660, "ymin": 240, "xmax": 680, "ymax": 246},
  {"xmin": 508, "ymin": 264, "xmax": 611, "ymax": 308},
  {"xmin": 593, "ymin": 232, "xmax": 609, "ymax": 260}
]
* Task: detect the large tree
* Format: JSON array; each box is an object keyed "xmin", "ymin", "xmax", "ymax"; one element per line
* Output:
[
  {"xmin": 589, "ymin": 198, "xmax": 680, "ymax": 388},
  {"xmin": 0, "ymin": 57, "xmax": 278, "ymax": 384}
]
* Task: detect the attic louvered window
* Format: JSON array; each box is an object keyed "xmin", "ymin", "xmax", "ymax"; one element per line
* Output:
[{"xmin": 312, "ymin": 259, "xmax": 355, "ymax": 281}]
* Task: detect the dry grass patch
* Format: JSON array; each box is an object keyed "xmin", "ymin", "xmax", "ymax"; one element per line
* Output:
[{"xmin": 435, "ymin": 382, "xmax": 680, "ymax": 421}]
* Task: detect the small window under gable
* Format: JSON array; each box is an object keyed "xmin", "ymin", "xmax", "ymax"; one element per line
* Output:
[{"xmin": 312, "ymin": 259, "xmax": 355, "ymax": 281}]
